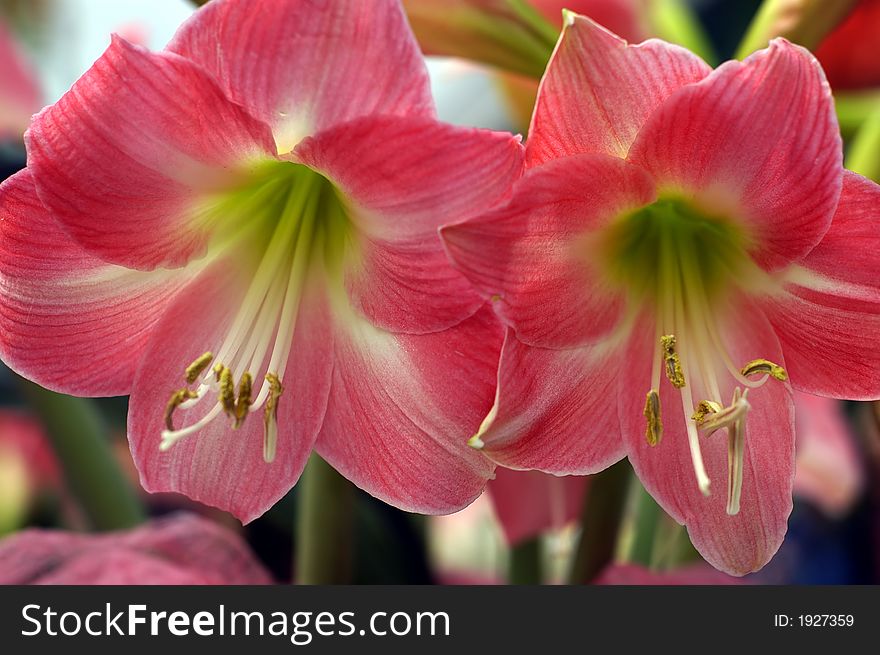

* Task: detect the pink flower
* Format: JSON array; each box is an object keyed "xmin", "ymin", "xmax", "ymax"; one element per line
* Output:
[
  {"xmin": 792, "ymin": 392, "xmax": 864, "ymax": 517},
  {"xmin": 0, "ymin": 513, "xmax": 272, "ymax": 584},
  {"xmin": 0, "ymin": 0, "xmax": 523, "ymax": 522},
  {"xmin": 487, "ymin": 467, "xmax": 588, "ymax": 544},
  {"xmin": 815, "ymin": 0, "xmax": 880, "ymax": 90},
  {"xmin": 442, "ymin": 14, "xmax": 880, "ymax": 574},
  {"xmin": 0, "ymin": 20, "xmax": 41, "ymax": 139}
]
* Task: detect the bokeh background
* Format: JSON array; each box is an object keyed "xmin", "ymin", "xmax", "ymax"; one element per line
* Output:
[{"xmin": 0, "ymin": 0, "xmax": 878, "ymax": 585}]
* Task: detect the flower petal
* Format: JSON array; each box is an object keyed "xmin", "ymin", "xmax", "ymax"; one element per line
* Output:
[
  {"xmin": 315, "ymin": 303, "xmax": 502, "ymax": 514},
  {"xmin": 792, "ymin": 392, "xmax": 863, "ymax": 517},
  {"xmin": 527, "ymin": 13, "xmax": 710, "ymax": 166},
  {"xmin": 472, "ymin": 331, "xmax": 625, "ymax": 474},
  {"xmin": 294, "ymin": 115, "xmax": 524, "ymax": 333},
  {"xmin": 25, "ymin": 35, "xmax": 276, "ymax": 270},
  {"xmin": 442, "ymin": 154, "xmax": 655, "ymax": 348},
  {"xmin": 620, "ymin": 305, "xmax": 794, "ymax": 575},
  {"xmin": 627, "ymin": 39, "xmax": 842, "ymax": 271},
  {"xmin": 761, "ymin": 172, "xmax": 880, "ymax": 399},
  {"xmin": 487, "ymin": 467, "xmax": 589, "ymax": 545},
  {"xmin": 128, "ymin": 260, "xmax": 332, "ymax": 523},
  {"xmin": 0, "ymin": 171, "xmax": 193, "ymax": 396},
  {"xmin": 0, "ymin": 21, "xmax": 42, "ymax": 138},
  {"xmin": 169, "ymin": 0, "xmax": 434, "ymax": 152},
  {"xmin": 0, "ymin": 514, "xmax": 272, "ymax": 584}
]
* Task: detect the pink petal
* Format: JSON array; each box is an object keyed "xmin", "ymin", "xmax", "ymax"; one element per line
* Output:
[
  {"xmin": 792, "ymin": 392, "xmax": 864, "ymax": 517},
  {"xmin": 595, "ymin": 562, "xmax": 744, "ymax": 585},
  {"xmin": 620, "ymin": 305, "xmax": 794, "ymax": 575},
  {"xmin": 116, "ymin": 513, "xmax": 273, "ymax": 584},
  {"xmin": 169, "ymin": 0, "xmax": 434, "ymax": 151},
  {"xmin": 128, "ymin": 261, "xmax": 332, "ymax": 524},
  {"xmin": 0, "ymin": 171, "xmax": 191, "ymax": 396},
  {"xmin": 0, "ymin": 21, "xmax": 42, "ymax": 138},
  {"xmin": 442, "ymin": 154, "xmax": 655, "ymax": 348},
  {"xmin": 627, "ymin": 39, "xmax": 842, "ymax": 271},
  {"xmin": 527, "ymin": 13, "xmax": 710, "ymax": 166},
  {"xmin": 294, "ymin": 115, "xmax": 524, "ymax": 333},
  {"xmin": 487, "ymin": 467, "xmax": 589, "ymax": 545},
  {"xmin": 0, "ymin": 514, "xmax": 272, "ymax": 584},
  {"xmin": 472, "ymin": 331, "xmax": 625, "ymax": 474},
  {"xmin": 761, "ymin": 173, "xmax": 880, "ymax": 399},
  {"xmin": 25, "ymin": 35, "xmax": 276, "ymax": 270},
  {"xmin": 315, "ymin": 304, "xmax": 502, "ymax": 514}
]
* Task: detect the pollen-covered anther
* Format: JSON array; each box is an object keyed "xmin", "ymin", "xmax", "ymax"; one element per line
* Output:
[
  {"xmin": 184, "ymin": 352, "xmax": 214, "ymax": 384},
  {"xmin": 233, "ymin": 372, "xmax": 253, "ymax": 430},
  {"xmin": 691, "ymin": 399, "xmax": 722, "ymax": 425},
  {"xmin": 218, "ymin": 366, "xmax": 236, "ymax": 416},
  {"xmin": 262, "ymin": 373, "xmax": 284, "ymax": 463},
  {"xmin": 164, "ymin": 388, "xmax": 198, "ymax": 431},
  {"xmin": 740, "ymin": 358, "xmax": 787, "ymax": 381},
  {"xmin": 643, "ymin": 389, "xmax": 662, "ymax": 446},
  {"xmin": 660, "ymin": 334, "xmax": 685, "ymax": 388}
]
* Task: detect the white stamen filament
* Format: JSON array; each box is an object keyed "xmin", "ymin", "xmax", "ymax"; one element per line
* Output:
[{"xmin": 161, "ymin": 171, "xmax": 323, "ymax": 453}]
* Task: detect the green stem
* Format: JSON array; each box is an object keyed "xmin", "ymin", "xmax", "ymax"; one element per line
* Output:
[
  {"xmin": 19, "ymin": 379, "xmax": 145, "ymax": 530},
  {"xmin": 846, "ymin": 107, "xmax": 880, "ymax": 183},
  {"xmin": 509, "ymin": 537, "xmax": 543, "ymax": 584},
  {"xmin": 623, "ymin": 479, "xmax": 665, "ymax": 566},
  {"xmin": 295, "ymin": 453, "xmax": 355, "ymax": 584},
  {"xmin": 567, "ymin": 460, "xmax": 631, "ymax": 584}
]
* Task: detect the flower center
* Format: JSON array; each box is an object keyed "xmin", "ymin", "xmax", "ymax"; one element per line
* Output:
[
  {"xmin": 601, "ymin": 197, "xmax": 787, "ymax": 515},
  {"xmin": 160, "ymin": 162, "xmax": 351, "ymax": 462}
]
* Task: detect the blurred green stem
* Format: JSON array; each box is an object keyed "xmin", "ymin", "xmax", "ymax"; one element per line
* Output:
[
  {"xmin": 567, "ymin": 459, "xmax": 630, "ymax": 584},
  {"xmin": 19, "ymin": 379, "xmax": 145, "ymax": 530},
  {"xmin": 620, "ymin": 478, "xmax": 664, "ymax": 566},
  {"xmin": 295, "ymin": 453, "xmax": 355, "ymax": 584},
  {"xmin": 509, "ymin": 537, "xmax": 543, "ymax": 584},
  {"xmin": 736, "ymin": 0, "xmax": 858, "ymax": 59},
  {"xmin": 847, "ymin": 107, "xmax": 880, "ymax": 183}
]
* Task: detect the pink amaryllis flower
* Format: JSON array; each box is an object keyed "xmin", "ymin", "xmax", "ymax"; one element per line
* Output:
[
  {"xmin": 488, "ymin": 467, "xmax": 588, "ymax": 544},
  {"xmin": 442, "ymin": 13, "xmax": 880, "ymax": 574},
  {"xmin": 0, "ymin": 513, "xmax": 272, "ymax": 584},
  {"xmin": 0, "ymin": 0, "xmax": 523, "ymax": 521}
]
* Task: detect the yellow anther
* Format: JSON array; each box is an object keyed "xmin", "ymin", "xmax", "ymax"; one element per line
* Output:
[
  {"xmin": 184, "ymin": 352, "xmax": 214, "ymax": 384},
  {"xmin": 218, "ymin": 366, "xmax": 235, "ymax": 414},
  {"xmin": 233, "ymin": 372, "xmax": 253, "ymax": 429},
  {"xmin": 643, "ymin": 389, "xmax": 662, "ymax": 447},
  {"xmin": 212, "ymin": 362, "xmax": 225, "ymax": 382},
  {"xmin": 740, "ymin": 358, "xmax": 787, "ymax": 381},
  {"xmin": 692, "ymin": 399, "xmax": 722, "ymax": 425},
  {"xmin": 164, "ymin": 388, "xmax": 198, "ymax": 431},
  {"xmin": 263, "ymin": 373, "xmax": 284, "ymax": 463},
  {"xmin": 660, "ymin": 334, "xmax": 685, "ymax": 388}
]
